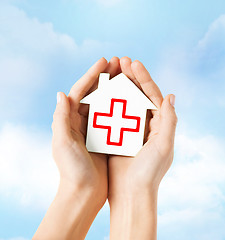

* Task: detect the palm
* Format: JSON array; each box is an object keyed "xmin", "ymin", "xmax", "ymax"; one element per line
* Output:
[
  {"xmin": 68, "ymin": 100, "xmax": 108, "ymax": 186},
  {"xmin": 108, "ymin": 111, "xmax": 162, "ymax": 195}
]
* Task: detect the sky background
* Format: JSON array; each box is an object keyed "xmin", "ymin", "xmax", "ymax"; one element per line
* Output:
[{"xmin": 0, "ymin": 0, "xmax": 225, "ymax": 239}]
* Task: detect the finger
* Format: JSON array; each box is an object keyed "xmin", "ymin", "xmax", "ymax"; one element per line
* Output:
[
  {"xmin": 105, "ymin": 56, "xmax": 121, "ymax": 78},
  {"xmin": 157, "ymin": 94, "xmax": 178, "ymax": 154},
  {"xmin": 120, "ymin": 56, "xmax": 135, "ymax": 80},
  {"xmin": 52, "ymin": 92, "xmax": 72, "ymax": 145},
  {"xmin": 120, "ymin": 57, "xmax": 141, "ymax": 89},
  {"xmin": 68, "ymin": 57, "xmax": 108, "ymax": 109},
  {"xmin": 131, "ymin": 60, "xmax": 163, "ymax": 108}
]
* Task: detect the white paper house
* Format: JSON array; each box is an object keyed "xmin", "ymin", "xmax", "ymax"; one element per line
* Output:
[{"xmin": 80, "ymin": 73, "xmax": 157, "ymax": 157}]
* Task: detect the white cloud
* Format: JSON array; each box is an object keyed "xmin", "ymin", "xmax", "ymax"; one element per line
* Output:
[
  {"xmin": 0, "ymin": 4, "xmax": 77, "ymax": 87},
  {"xmin": 0, "ymin": 2, "xmax": 116, "ymax": 123},
  {"xmin": 0, "ymin": 3, "xmax": 78, "ymax": 123},
  {"xmin": 198, "ymin": 14, "xmax": 225, "ymax": 53},
  {"xmin": 0, "ymin": 2, "xmax": 116, "ymax": 89},
  {"xmin": 0, "ymin": 123, "xmax": 59, "ymax": 209},
  {"xmin": 154, "ymin": 14, "xmax": 225, "ymax": 119},
  {"xmin": 1, "ymin": 127, "xmax": 225, "ymax": 238},
  {"xmin": 158, "ymin": 133, "xmax": 225, "ymax": 239},
  {"xmin": 195, "ymin": 14, "xmax": 225, "ymax": 80}
]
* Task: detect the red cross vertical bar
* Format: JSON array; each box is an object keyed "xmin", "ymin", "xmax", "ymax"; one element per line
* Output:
[{"xmin": 93, "ymin": 98, "xmax": 141, "ymax": 146}]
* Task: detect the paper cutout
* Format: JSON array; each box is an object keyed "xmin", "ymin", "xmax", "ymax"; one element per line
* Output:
[{"xmin": 80, "ymin": 73, "xmax": 157, "ymax": 156}]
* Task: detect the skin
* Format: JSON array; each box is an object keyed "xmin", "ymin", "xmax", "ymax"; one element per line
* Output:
[
  {"xmin": 33, "ymin": 57, "xmax": 177, "ymax": 240},
  {"xmin": 33, "ymin": 57, "xmax": 120, "ymax": 239},
  {"xmin": 108, "ymin": 57, "xmax": 177, "ymax": 240}
]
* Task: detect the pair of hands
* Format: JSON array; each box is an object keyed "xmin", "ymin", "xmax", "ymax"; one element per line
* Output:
[
  {"xmin": 53, "ymin": 56, "xmax": 177, "ymax": 200},
  {"xmin": 34, "ymin": 56, "xmax": 177, "ymax": 240}
]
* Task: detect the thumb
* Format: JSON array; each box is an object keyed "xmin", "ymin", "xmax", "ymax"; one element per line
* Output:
[
  {"xmin": 157, "ymin": 94, "xmax": 178, "ymax": 152},
  {"xmin": 52, "ymin": 92, "xmax": 71, "ymax": 145}
]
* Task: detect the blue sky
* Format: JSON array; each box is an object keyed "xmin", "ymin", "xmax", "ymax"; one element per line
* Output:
[{"xmin": 0, "ymin": 0, "xmax": 225, "ymax": 239}]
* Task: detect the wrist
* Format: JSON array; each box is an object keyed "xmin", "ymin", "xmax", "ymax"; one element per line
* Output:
[
  {"xmin": 36, "ymin": 179, "xmax": 106, "ymax": 240},
  {"xmin": 109, "ymin": 189, "xmax": 158, "ymax": 213},
  {"xmin": 57, "ymin": 178, "xmax": 106, "ymax": 209},
  {"xmin": 108, "ymin": 183, "xmax": 159, "ymax": 203},
  {"xmin": 109, "ymin": 190, "xmax": 158, "ymax": 240}
]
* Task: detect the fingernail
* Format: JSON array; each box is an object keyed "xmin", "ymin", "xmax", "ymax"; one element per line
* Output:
[
  {"xmin": 57, "ymin": 92, "xmax": 61, "ymax": 104},
  {"xmin": 170, "ymin": 94, "xmax": 175, "ymax": 107}
]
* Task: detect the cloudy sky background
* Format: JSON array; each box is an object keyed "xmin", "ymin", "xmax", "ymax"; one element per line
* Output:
[{"xmin": 0, "ymin": 0, "xmax": 225, "ymax": 239}]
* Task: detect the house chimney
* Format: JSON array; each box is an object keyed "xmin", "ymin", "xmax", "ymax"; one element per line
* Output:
[{"xmin": 98, "ymin": 73, "xmax": 110, "ymax": 88}]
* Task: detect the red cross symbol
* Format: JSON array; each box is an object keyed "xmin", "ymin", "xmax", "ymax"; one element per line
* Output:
[{"xmin": 93, "ymin": 98, "xmax": 141, "ymax": 146}]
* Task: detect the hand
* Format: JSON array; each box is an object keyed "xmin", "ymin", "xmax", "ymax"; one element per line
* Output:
[
  {"xmin": 108, "ymin": 57, "xmax": 177, "ymax": 240},
  {"xmin": 52, "ymin": 58, "xmax": 110, "ymax": 202},
  {"xmin": 61, "ymin": 56, "xmax": 120, "ymax": 200},
  {"xmin": 34, "ymin": 57, "xmax": 121, "ymax": 240}
]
